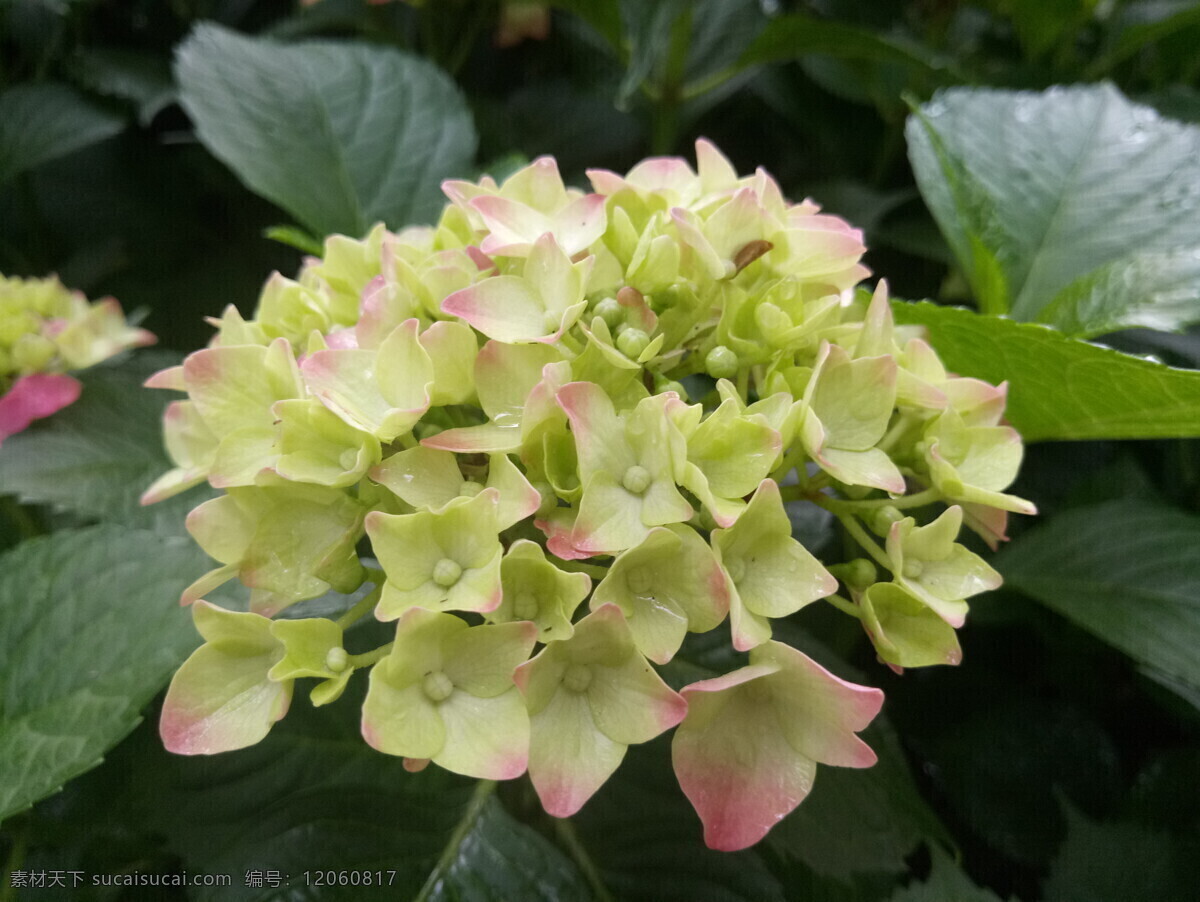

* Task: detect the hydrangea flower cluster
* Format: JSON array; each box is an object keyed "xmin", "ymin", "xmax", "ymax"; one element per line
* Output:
[
  {"xmin": 0, "ymin": 274, "xmax": 154, "ymax": 445},
  {"xmin": 146, "ymin": 140, "xmax": 1034, "ymax": 851}
]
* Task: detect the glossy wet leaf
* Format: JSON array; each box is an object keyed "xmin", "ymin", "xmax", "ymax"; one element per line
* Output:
[
  {"xmin": 894, "ymin": 301, "xmax": 1200, "ymax": 440},
  {"xmin": 907, "ymin": 85, "xmax": 1200, "ymax": 336}
]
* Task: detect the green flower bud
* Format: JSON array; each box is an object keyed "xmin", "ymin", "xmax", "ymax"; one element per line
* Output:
[
  {"xmin": 834, "ymin": 558, "xmax": 876, "ymax": 592},
  {"xmin": 871, "ymin": 506, "xmax": 906, "ymax": 536},
  {"xmin": 421, "ymin": 670, "xmax": 455, "ymax": 703},
  {"xmin": 621, "ymin": 465, "xmax": 652, "ymax": 494},
  {"xmin": 705, "ymin": 345, "xmax": 738, "ymax": 379},
  {"xmin": 433, "ymin": 558, "xmax": 463, "ymax": 587},
  {"xmin": 593, "ymin": 297, "xmax": 623, "ymax": 328},
  {"xmin": 617, "ymin": 328, "xmax": 650, "ymax": 359}
]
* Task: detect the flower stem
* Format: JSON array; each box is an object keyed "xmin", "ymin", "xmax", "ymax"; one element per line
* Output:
[
  {"xmin": 0, "ymin": 815, "xmax": 29, "ymax": 902},
  {"xmin": 414, "ymin": 779, "xmax": 498, "ymax": 902},
  {"xmin": 346, "ymin": 642, "xmax": 393, "ymax": 669},
  {"xmin": 554, "ymin": 816, "xmax": 616, "ymax": 902},
  {"xmin": 835, "ymin": 512, "xmax": 894, "ymax": 572},
  {"xmin": 817, "ymin": 487, "xmax": 939, "ymax": 515},
  {"xmin": 823, "ymin": 593, "xmax": 862, "ymax": 619},
  {"xmin": 336, "ymin": 583, "xmax": 384, "ymax": 630}
]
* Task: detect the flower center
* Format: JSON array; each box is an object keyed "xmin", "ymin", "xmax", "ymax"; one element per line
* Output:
[
  {"xmin": 903, "ymin": 559, "xmax": 924, "ymax": 579},
  {"xmin": 422, "ymin": 671, "xmax": 454, "ymax": 703},
  {"xmin": 338, "ymin": 449, "xmax": 359, "ymax": 470},
  {"xmin": 433, "ymin": 558, "xmax": 463, "ymax": 587},
  {"xmin": 324, "ymin": 647, "xmax": 348, "ymax": 673},
  {"xmin": 563, "ymin": 663, "xmax": 592, "ymax": 693},
  {"xmin": 622, "ymin": 465, "xmax": 651, "ymax": 495}
]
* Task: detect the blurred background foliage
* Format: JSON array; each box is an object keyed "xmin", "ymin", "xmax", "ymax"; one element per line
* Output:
[{"xmin": 2, "ymin": 1, "xmax": 1199, "ymax": 899}]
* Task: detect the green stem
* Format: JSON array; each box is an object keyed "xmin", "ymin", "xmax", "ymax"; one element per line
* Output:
[
  {"xmin": 414, "ymin": 780, "xmax": 498, "ymax": 902},
  {"xmin": 554, "ymin": 816, "xmax": 616, "ymax": 902},
  {"xmin": 346, "ymin": 642, "xmax": 394, "ymax": 669},
  {"xmin": 835, "ymin": 513, "xmax": 893, "ymax": 572},
  {"xmin": 336, "ymin": 583, "xmax": 384, "ymax": 630},
  {"xmin": 823, "ymin": 593, "xmax": 862, "ymax": 620},
  {"xmin": 817, "ymin": 488, "xmax": 939, "ymax": 514}
]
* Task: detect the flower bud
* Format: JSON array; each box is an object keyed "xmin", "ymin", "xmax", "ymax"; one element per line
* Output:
[
  {"xmin": 617, "ymin": 328, "xmax": 650, "ymax": 359},
  {"xmin": 705, "ymin": 345, "xmax": 738, "ymax": 379}
]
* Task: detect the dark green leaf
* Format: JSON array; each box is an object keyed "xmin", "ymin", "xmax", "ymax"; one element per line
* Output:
[
  {"xmin": 906, "ymin": 85, "xmax": 1200, "ymax": 336},
  {"xmin": 740, "ymin": 14, "xmax": 950, "ymax": 74},
  {"xmin": 69, "ymin": 49, "xmax": 176, "ymax": 126},
  {"xmin": 78, "ymin": 701, "xmax": 587, "ymax": 901},
  {"xmin": 766, "ymin": 718, "xmax": 948, "ymax": 881},
  {"xmin": 887, "ymin": 847, "xmax": 1005, "ymax": 902},
  {"xmin": 548, "ymin": 0, "xmax": 624, "ymax": 50},
  {"xmin": 894, "ymin": 301, "xmax": 1200, "ymax": 440},
  {"xmin": 0, "ymin": 354, "xmax": 207, "ymax": 531},
  {"xmin": 575, "ymin": 737, "xmax": 786, "ymax": 902},
  {"xmin": 0, "ymin": 524, "xmax": 213, "ymax": 820},
  {"xmin": 999, "ymin": 499, "xmax": 1200, "ymax": 696},
  {"xmin": 175, "ymin": 24, "xmax": 477, "ymax": 237},
  {"xmin": 0, "ymin": 82, "xmax": 125, "ymax": 187},
  {"xmin": 1041, "ymin": 806, "xmax": 1192, "ymax": 902}
]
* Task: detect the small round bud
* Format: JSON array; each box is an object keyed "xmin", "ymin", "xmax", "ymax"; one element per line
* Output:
[
  {"xmin": 902, "ymin": 559, "xmax": 924, "ymax": 579},
  {"xmin": 838, "ymin": 558, "xmax": 877, "ymax": 591},
  {"xmin": 621, "ymin": 465, "xmax": 652, "ymax": 495},
  {"xmin": 705, "ymin": 345, "xmax": 738, "ymax": 379},
  {"xmin": 655, "ymin": 378, "xmax": 687, "ymax": 399},
  {"xmin": 324, "ymin": 647, "xmax": 349, "ymax": 673},
  {"xmin": 617, "ymin": 328, "xmax": 650, "ymax": 359},
  {"xmin": 513, "ymin": 592, "xmax": 539, "ymax": 620},
  {"xmin": 459, "ymin": 480, "xmax": 485, "ymax": 498},
  {"xmin": 338, "ymin": 449, "xmax": 360, "ymax": 471},
  {"xmin": 870, "ymin": 506, "xmax": 905, "ymax": 536},
  {"xmin": 563, "ymin": 663, "xmax": 592, "ymax": 693},
  {"xmin": 421, "ymin": 671, "xmax": 455, "ymax": 703},
  {"xmin": 912, "ymin": 441, "xmax": 929, "ymax": 460},
  {"xmin": 432, "ymin": 558, "xmax": 463, "ymax": 587},
  {"xmin": 593, "ymin": 297, "xmax": 623, "ymax": 328},
  {"xmin": 725, "ymin": 556, "xmax": 746, "ymax": 585}
]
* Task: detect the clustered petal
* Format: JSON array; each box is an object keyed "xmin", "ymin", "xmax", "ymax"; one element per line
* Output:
[
  {"xmin": 0, "ymin": 274, "xmax": 154, "ymax": 445},
  {"xmin": 148, "ymin": 140, "xmax": 1032, "ymax": 850}
]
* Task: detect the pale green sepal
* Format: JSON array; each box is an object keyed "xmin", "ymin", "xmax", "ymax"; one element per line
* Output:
[
  {"xmin": 267, "ymin": 618, "xmax": 345, "ymax": 681},
  {"xmin": 492, "ymin": 540, "xmax": 591, "ymax": 643},
  {"xmin": 860, "ymin": 583, "xmax": 962, "ymax": 669},
  {"xmin": 272, "ymin": 398, "xmax": 381, "ymax": 487}
]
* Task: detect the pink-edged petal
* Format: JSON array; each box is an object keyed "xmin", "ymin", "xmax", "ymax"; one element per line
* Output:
[
  {"xmin": 442, "ymin": 276, "xmax": 548, "ymax": 342},
  {"xmin": 751, "ymin": 641, "xmax": 884, "ymax": 769},
  {"xmin": 587, "ymin": 650, "xmax": 687, "ymax": 744},
  {"xmin": 144, "ymin": 365, "xmax": 186, "ymax": 390},
  {"xmin": 0, "ymin": 373, "xmax": 81, "ymax": 444},
  {"xmin": 528, "ymin": 689, "xmax": 627, "ymax": 818},
  {"xmin": 473, "ymin": 195, "xmax": 554, "ymax": 256},
  {"xmin": 673, "ymin": 664, "xmax": 816, "ymax": 852},
  {"xmin": 553, "ymin": 193, "xmax": 608, "ymax": 256},
  {"xmin": 435, "ymin": 688, "xmax": 530, "ymax": 780},
  {"xmin": 421, "ymin": 422, "xmax": 522, "ymax": 453}
]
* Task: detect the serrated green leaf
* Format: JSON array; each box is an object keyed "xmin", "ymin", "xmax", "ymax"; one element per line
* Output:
[
  {"xmin": 0, "ymin": 354, "xmax": 208, "ymax": 531},
  {"xmin": 0, "ymin": 524, "xmax": 215, "ymax": 821},
  {"xmin": 887, "ymin": 847, "xmax": 1006, "ymax": 902},
  {"xmin": 894, "ymin": 301, "xmax": 1200, "ymax": 440},
  {"xmin": 0, "ymin": 81, "xmax": 125, "ymax": 186},
  {"xmin": 999, "ymin": 499, "xmax": 1200, "ymax": 698},
  {"xmin": 907, "ymin": 85, "xmax": 1200, "ymax": 336},
  {"xmin": 175, "ymin": 23, "xmax": 477, "ymax": 237}
]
